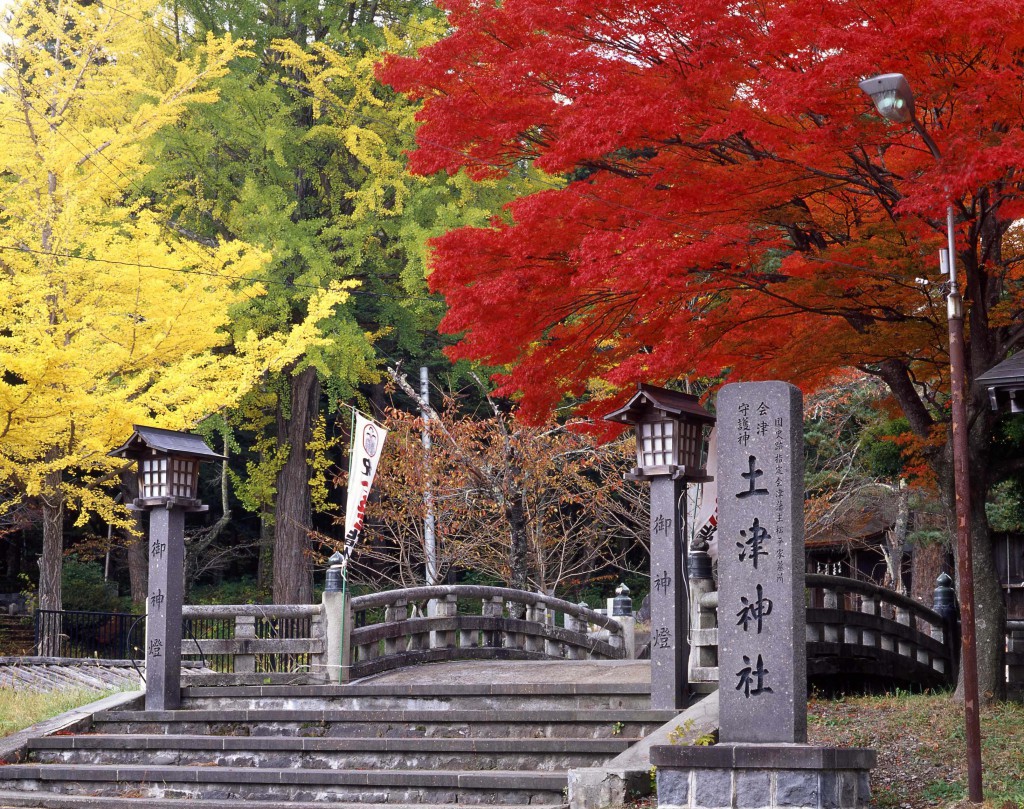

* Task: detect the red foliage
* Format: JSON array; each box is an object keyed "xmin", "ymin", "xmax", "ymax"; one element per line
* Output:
[{"xmin": 380, "ymin": 0, "xmax": 1024, "ymax": 427}]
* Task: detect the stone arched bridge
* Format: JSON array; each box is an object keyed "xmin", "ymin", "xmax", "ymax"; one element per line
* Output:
[{"xmin": 172, "ymin": 576, "xmax": 1023, "ymax": 691}]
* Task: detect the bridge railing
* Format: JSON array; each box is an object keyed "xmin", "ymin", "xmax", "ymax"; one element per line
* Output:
[
  {"xmin": 1009, "ymin": 620, "xmax": 1024, "ymax": 693},
  {"xmin": 167, "ymin": 579, "xmax": 1023, "ymax": 689},
  {"xmin": 804, "ymin": 574, "xmax": 955, "ymax": 684},
  {"xmin": 689, "ymin": 573, "xmax": 958, "ymax": 689},
  {"xmin": 344, "ymin": 585, "xmax": 627, "ymax": 680},
  {"xmin": 179, "ymin": 604, "xmax": 323, "ymax": 674}
]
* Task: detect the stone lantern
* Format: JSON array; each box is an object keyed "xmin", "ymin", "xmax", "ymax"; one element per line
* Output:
[
  {"xmin": 110, "ymin": 425, "xmax": 223, "ymax": 710},
  {"xmin": 606, "ymin": 384, "xmax": 715, "ymax": 709},
  {"xmin": 110, "ymin": 425, "xmax": 223, "ymax": 510},
  {"xmin": 606, "ymin": 384, "xmax": 715, "ymax": 482}
]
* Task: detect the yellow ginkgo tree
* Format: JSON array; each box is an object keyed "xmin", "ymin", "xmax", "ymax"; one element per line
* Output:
[{"xmin": 0, "ymin": 0, "xmax": 349, "ymax": 617}]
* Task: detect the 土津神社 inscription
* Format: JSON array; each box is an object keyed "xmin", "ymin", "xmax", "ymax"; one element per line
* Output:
[{"xmin": 717, "ymin": 381, "xmax": 806, "ymax": 744}]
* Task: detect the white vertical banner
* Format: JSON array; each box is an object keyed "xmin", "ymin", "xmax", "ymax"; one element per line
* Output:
[
  {"xmin": 341, "ymin": 413, "xmax": 388, "ymax": 567},
  {"xmin": 693, "ymin": 427, "xmax": 718, "ymax": 559}
]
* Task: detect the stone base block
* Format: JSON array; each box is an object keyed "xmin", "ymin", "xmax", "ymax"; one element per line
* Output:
[
  {"xmin": 651, "ymin": 744, "xmax": 875, "ymax": 809},
  {"xmin": 568, "ymin": 767, "xmax": 651, "ymax": 809}
]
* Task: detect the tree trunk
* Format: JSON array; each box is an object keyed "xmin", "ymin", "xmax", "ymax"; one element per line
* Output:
[
  {"xmin": 272, "ymin": 366, "xmax": 320, "ymax": 604},
  {"xmin": 881, "ymin": 484, "xmax": 909, "ymax": 596},
  {"xmin": 3, "ymin": 533, "xmax": 20, "ymax": 580},
  {"xmin": 965, "ymin": 481, "xmax": 1005, "ymax": 701},
  {"xmin": 120, "ymin": 470, "xmax": 148, "ymax": 606},
  {"xmin": 910, "ymin": 541, "xmax": 947, "ymax": 607},
  {"xmin": 257, "ymin": 509, "xmax": 274, "ymax": 594},
  {"xmin": 941, "ymin": 427, "xmax": 1006, "ymax": 702},
  {"xmin": 505, "ymin": 493, "xmax": 530, "ymax": 618},
  {"xmin": 37, "ymin": 467, "xmax": 64, "ymax": 655}
]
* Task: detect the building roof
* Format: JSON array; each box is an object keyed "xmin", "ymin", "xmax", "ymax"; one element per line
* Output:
[
  {"xmin": 108, "ymin": 425, "xmax": 224, "ymax": 461},
  {"xmin": 604, "ymin": 383, "xmax": 716, "ymax": 425},
  {"xmin": 975, "ymin": 353, "xmax": 1024, "ymax": 411},
  {"xmin": 976, "ymin": 353, "xmax": 1024, "ymax": 387}
]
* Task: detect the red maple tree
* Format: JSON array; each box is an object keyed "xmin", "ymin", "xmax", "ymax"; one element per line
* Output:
[{"xmin": 381, "ymin": 0, "xmax": 1024, "ymax": 698}]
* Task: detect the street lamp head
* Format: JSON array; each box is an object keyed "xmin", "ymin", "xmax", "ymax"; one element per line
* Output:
[{"xmin": 858, "ymin": 73, "xmax": 915, "ymax": 124}]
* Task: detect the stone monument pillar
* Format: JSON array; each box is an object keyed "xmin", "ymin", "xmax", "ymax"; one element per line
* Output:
[
  {"xmin": 649, "ymin": 475, "xmax": 688, "ymax": 709},
  {"xmin": 717, "ymin": 381, "xmax": 806, "ymax": 743},
  {"xmin": 145, "ymin": 507, "xmax": 186, "ymax": 711},
  {"xmin": 651, "ymin": 382, "xmax": 876, "ymax": 809}
]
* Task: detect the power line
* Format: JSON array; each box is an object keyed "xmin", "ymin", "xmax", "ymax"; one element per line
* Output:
[{"xmin": 0, "ymin": 243, "xmax": 441, "ymax": 303}]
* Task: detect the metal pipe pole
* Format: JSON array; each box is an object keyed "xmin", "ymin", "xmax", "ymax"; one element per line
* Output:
[
  {"xmin": 420, "ymin": 366, "xmax": 437, "ymax": 586},
  {"xmin": 944, "ymin": 205, "xmax": 983, "ymax": 802}
]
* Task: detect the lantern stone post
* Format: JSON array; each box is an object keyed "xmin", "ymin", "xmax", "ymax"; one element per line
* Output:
[
  {"xmin": 110, "ymin": 426, "xmax": 222, "ymax": 711},
  {"xmin": 605, "ymin": 384, "xmax": 715, "ymax": 710}
]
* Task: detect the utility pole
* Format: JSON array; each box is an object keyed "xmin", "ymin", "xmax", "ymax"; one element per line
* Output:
[{"xmin": 421, "ymin": 366, "xmax": 437, "ymax": 585}]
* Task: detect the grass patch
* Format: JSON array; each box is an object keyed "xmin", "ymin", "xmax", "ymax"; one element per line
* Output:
[
  {"xmin": 0, "ymin": 686, "xmax": 123, "ymax": 738},
  {"xmin": 809, "ymin": 691, "xmax": 1024, "ymax": 808}
]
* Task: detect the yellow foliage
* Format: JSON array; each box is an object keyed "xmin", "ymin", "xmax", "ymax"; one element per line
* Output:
[
  {"xmin": 0, "ymin": 0, "xmax": 344, "ymax": 526},
  {"xmin": 271, "ymin": 37, "xmax": 416, "ymax": 220}
]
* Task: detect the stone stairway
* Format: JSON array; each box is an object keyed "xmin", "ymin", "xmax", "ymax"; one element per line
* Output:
[
  {"xmin": 0, "ymin": 661, "xmax": 671, "ymax": 809},
  {"xmin": 0, "ymin": 615, "xmax": 35, "ymax": 656}
]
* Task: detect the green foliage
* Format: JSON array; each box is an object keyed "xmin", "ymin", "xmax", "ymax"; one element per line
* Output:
[
  {"xmin": 667, "ymin": 719, "xmax": 716, "ymax": 746},
  {"xmin": 188, "ymin": 576, "xmax": 268, "ymax": 605},
  {"xmin": 61, "ymin": 557, "xmax": 120, "ymax": 613},
  {"xmin": 986, "ymin": 479, "xmax": 1024, "ymax": 533},
  {"xmin": 863, "ymin": 417, "xmax": 911, "ymax": 480}
]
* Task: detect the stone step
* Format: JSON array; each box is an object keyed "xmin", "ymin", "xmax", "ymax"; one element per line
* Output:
[
  {"xmin": 180, "ymin": 682, "xmax": 652, "ymax": 712},
  {"xmin": 0, "ymin": 764, "xmax": 568, "ymax": 804},
  {"xmin": 29, "ymin": 733, "xmax": 633, "ymax": 771},
  {"xmin": 0, "ymin": 789, "xmax": 566, "ymax": 809},
  {"xmin": 91, "ymin": 708, "xmax": 675, "ymax": 739}
]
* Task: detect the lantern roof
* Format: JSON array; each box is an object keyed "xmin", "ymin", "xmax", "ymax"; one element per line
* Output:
[
  {"xmin": 109, "ymin": 425, "xmax": 224, "ymax": 461},
  {"xmin": 604, "ymin": 383, "xmax": 716, "ymax": 426},
  {"xmin": 975, "ymin": 353, "xmax": 1024, "ymax": 411}
]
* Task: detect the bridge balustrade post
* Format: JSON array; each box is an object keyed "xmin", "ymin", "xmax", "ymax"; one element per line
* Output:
[
  {"xmin": 482, "ymin": 596, "xmax": 503, "ymax": 649},
  {"xmin": 504, "ymin": 598, "xmax": 525, "ymax": 651},
  {"xmin": 563, "ymin": 606, "xmax": 585, "ymax": 660},
  {"xmin": 406, "ymin": 602, "xmax": 427, "ymax": 652},
  {"xmin": 837, "ymin": 590, "xmax": 860, "ymax": 646},
  {"xmin": 1008, "ymin": 625, "xmax": 1024, "ymax": 689},
  {"xmin": 429, "ymin": 594, "xmax": 458, "ymax": 650},
  {"xmin": 932, "ymin": 572, "xmax": 959, "ymax": 677},
  {"xmin": 233, "ymin": 614, "xmax": 256, "ymax": 674},
  {"xmin": 322, "ymin": 575, "xmax": 352, "ymax": 683},
  {"xmin": 860, "ymin": 596, "xmax": 878, "ymax": 650},
  {"xmin": 309, "ymin": 609, "xmax": 324, "ymax": 676},
  {"xmin": 542, "ymin": 604, "xmax": 562, "ymax": 658},
  {"xmin": 524, "ymin": 601, "xmax": 544, "ymax": 654},
  {"xmin": 385, "ymin": 600, "xmax": 408, "ymax": 657},
  {"xmin": 823, "ymin": 585, "xmax": 841, "ymax": 643},
  {"xmin": 895, "ymin": 606, "xmax": 911, "ymax": 659},
  {"xmin": 688, "ymin": 551, "xmax": 717, "ymax": 682}
]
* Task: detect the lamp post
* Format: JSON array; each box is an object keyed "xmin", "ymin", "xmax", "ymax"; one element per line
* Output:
[
  {"xmin": 605, "ymin": 384, "xmax": 715, "ymax": 709},
  {"xmin": 859, "ymin": 73, "xmax": 983, "ymax": 802},
  {"xmin": 110, "ymin": 425, "xmax": 223, "ymax": 711}
]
